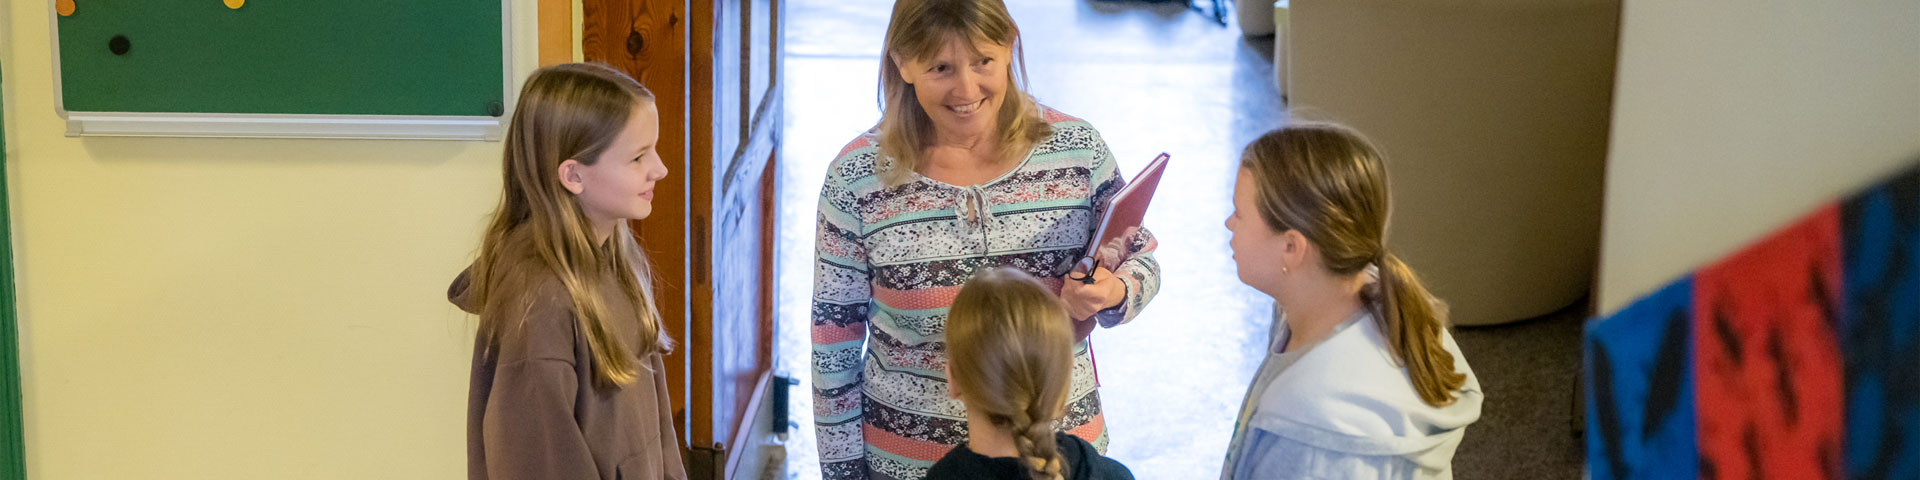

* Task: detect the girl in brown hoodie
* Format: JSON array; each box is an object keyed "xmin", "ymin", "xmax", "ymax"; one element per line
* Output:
[{"xmin": 450, "ymin": 62, "xmax": 686, "ymax": 480}]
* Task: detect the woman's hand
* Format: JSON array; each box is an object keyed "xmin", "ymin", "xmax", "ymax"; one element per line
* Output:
[
  {"xmin": 1060, "ymin": 266, "xmax": 1125, "ymax": 337},
  {"xmin": 1059, "ymin": 228, "xmax": 1138, "ymax": 338}
]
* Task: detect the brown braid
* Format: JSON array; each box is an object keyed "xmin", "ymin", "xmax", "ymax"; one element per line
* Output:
[{"xmin": 1007, "ymin": 407, "xmax": 1065, "ymax": 480}]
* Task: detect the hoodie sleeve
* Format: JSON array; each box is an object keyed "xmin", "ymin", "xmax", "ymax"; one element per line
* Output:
[
  {"xmin": 477, "ymin": 284, "xmax": 601, "ymax": 480},
  {"xmin": 482, "ymin": 359, "xmax": 600, "ymax": 479}
]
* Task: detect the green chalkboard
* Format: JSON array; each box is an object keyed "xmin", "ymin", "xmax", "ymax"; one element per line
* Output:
[{"xmin": 56, "ymin": 1, "xmax": 507, "ymax": 117}]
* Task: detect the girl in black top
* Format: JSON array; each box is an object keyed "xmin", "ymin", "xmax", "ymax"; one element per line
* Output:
[{"xmin": 927, "ymin": 268, "xmax": 1135, "ymax": 480}]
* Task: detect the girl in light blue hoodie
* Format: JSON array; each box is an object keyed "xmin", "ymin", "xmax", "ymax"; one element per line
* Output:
[{"xmin": 1219, "ymin": 124, "xmax": 1484, "ymax": 479}]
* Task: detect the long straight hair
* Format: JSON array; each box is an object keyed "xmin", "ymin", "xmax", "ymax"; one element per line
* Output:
[
  {"xmin": 946, "ymin": 268, "xmax": 1074, "ymax": 480},
  {"xmin": 1239, "ymin": 123, "xmax": 1467, "ymax": 407},
  {"xmin": 875, "ymin": 0, "xmax": 1051, "ymax": 187},
  {"xmin": 469, "ymin": 63, "xmax": 668, "ymax": 388}
]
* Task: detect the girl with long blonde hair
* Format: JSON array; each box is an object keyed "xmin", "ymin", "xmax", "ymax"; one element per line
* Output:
[
  {"xmin": 450, "ymin": 62, "xmax": 686, "ymax": 480},
  {"xmin": 1221, "ymin": 123, "xmax": 1483, "ymax": 479}
]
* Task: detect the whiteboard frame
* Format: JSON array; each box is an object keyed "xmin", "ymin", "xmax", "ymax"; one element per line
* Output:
[{"xmin": 49, "ymin": 1, "xmax": 514, "ymax": 141}]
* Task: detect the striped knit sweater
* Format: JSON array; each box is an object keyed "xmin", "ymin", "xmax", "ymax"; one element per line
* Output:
[{"xmin": 811, "ymin": 107, "xmax": 1161, "ymax": 480}]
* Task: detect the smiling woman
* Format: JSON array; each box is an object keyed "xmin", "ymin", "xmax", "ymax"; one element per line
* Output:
[
  {"xmin": 893, "ymin": 39, "xmax": 1015, "ymax": 185},
  {"xmin": 872, "ymin": 0, "xmax": 1050, "ymax": 188},
  {"xmin": 806, "ymin": 1, "xmax": 1165, "ymax": 479}
]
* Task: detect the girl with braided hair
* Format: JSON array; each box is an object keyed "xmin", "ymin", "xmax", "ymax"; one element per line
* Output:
[{"xmin": 925, "ymin": 268, "xmax": 1134, "ymax": 480}]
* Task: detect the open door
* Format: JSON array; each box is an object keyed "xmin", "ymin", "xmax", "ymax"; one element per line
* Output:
[{"xmin": 581, "ymin": 0, "xmax": 783, "ymax": 478}]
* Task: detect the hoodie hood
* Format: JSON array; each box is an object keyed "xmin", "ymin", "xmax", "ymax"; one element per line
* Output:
[
  {"xmin": 1248, "ymin": 311, "xmax": 1484, "ymax": 472},
  {"xmin": 449, "ymin": 265, "xmax": 481, "ymax": 315}
]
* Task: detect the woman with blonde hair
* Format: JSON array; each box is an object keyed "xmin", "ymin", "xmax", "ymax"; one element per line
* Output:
[
  {"xmin": 929, "ymin": 268, "xmax": 1134, "ymax": 480},
  {"xmin": 1220, "ymin": 123, "xmax": 1483, "ymax": 479},
  {"xmin": 809, "ymin": 0, "xmax": 1162, "ymax": 478},
  {"xmin": 451, "ymin": 63, "xmax": 684, "ymax": 480}
]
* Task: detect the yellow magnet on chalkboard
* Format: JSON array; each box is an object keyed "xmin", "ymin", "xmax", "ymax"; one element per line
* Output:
[
  {"xmin": 56, "ymin": 0, "xmax": 76, "ymax": 16},
  {"xmin": 224, "ymin": 0, "xmax": 244, "ymax": 9}
]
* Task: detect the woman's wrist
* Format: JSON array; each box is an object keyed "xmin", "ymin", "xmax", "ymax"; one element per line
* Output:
[{"xmin": 1105, "ymin": 275, "xmax": 1129, "ymax": 308}]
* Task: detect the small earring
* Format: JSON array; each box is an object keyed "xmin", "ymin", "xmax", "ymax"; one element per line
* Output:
[{"xmin": 1282, "ymin": 266, "xmax": 1289, "ymax": 274}]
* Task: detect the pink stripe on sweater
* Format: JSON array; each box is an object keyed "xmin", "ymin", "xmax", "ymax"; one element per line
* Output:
[
  {"xmin": 872, "ymin": 277, "xmax": 1068, "ymax": 311},
  {"xmin": 837, "ymin": 136, "xmax": 875, "ymax": 158},
  {"xmin": 812, "ymin": 322, "xmax": 865, "ymax": 345},
  {"xmin": 872, "ymin": 284, "xmax": 962, "ymax": 311},
  {"xmin": 1066, "ymin": 413, "xmax": 1106, "ymax": 445},
  {"xmin": 864, "ymin": 422, "xmax": 956, "ymax": 462}
]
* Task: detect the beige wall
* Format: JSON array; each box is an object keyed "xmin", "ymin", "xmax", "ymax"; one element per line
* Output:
[
  {"xmin": 1598, "ymin": 0, "xmax": 1920, "ymax": 313},
  {"xmin": 4, "ymin": 1, "xmax": 537, "ymax": 477},
  {"xmin": 1287, "ymin": 0, "xmax": 1618, "ymax": 325}
]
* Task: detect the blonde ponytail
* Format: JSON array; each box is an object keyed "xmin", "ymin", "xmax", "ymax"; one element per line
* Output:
[{"xmin": 1371, "ymin": 251, "xmax": 1466, "ymax": 407}]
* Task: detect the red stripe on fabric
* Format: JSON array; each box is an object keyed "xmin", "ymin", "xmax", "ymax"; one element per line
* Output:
[
  {"xmin": 1042, "ymin": 108, "xmax": 1079, "ymax": 124},
  {"xmin": 812, "ymin": 322, "xmax": 865, "ymax": 344},
  {"xmin": 864, "ymin": 422, "xmax": 956, "ymax": 462},
  {"xmin": 838, "ymin": 136, "xmax": 875, "ymax": 158},
  {"xmin": 1066, "ymin": 413, "xmax": 1106, "ymax": 444},
  {"xmin": 873, "ymin": 284, "xmax": 963, "ymax": 311}
]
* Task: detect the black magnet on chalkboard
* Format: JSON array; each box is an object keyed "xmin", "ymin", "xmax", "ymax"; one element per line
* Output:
[
  {"xmin": 626, "ymin": 31, "xmax": 644, "ymax": 56},
  {"xmin": 487, "ymin": 101, "xmax": 504, "ymax": 117},
  {"xmin": 108, "ymin": 35, "xmax": 131, "ymax": 56}
]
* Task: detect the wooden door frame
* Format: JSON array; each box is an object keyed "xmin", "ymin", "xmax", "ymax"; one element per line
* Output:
[
  {"xmin": 580, "ymin": 0, "xmax": 694, "ymax": 443},
  {"xmin": 537, "ymin": 0, "xmax": 574, "ymax": 65},
  {"xmin": 580, "ymin": 0, "xmax": 780, "ymax": 477}
]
